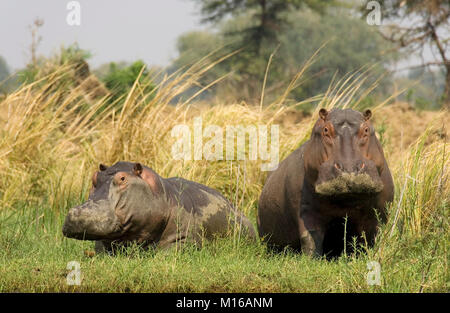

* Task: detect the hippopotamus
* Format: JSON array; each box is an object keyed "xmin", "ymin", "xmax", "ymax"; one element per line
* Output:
[
  {"xmin": 257, "ymin": 108, "xmax": 394, "ymax": 258},
  {"xmin": 63, "ymin": 161, "xmax": 255, "ymax": 253}
]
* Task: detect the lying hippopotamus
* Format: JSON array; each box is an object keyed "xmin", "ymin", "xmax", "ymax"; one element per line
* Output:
[
  {"xmin": 63, "ymin": 162, "xmax": 255, "ymax": 253},
  {"xmin": 258, "ymin": 108, "xmax": 394, "ymax": 257}
]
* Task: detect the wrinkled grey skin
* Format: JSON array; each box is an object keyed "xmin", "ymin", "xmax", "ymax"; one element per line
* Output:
[
  {"xmin": 257, "ymin": 108, "xmax": 394, "ymax": 258},
  {"xmin": 63, "ymin": 162, "xmax": 255, "ymax": 253}
]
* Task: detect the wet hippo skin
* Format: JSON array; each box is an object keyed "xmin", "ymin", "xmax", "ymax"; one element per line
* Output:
[
  {"xmin": 63, "ymin": 162, "xmax": 256, "ymax": 253},
  {"xmin": 257, "ymin": 108, "xmax": 394, "ymax": 258}
]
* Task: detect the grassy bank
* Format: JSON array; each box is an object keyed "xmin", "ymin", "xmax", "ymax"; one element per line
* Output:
[
  {"xmin": 0, "ymin": 62, "xmax": 448, "ymax": 292},
  {"xmin": 0, "ymin": 200, "xmax": 447, "ymax": 292}
]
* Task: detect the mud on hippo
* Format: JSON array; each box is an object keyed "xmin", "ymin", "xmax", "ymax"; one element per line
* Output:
[
  {"xmin": 258, "ymin": 108, "xmax": 394, "ymax": 258},
  {"xmin": 63, "ymin": 162, "xmax": 255, "ymax": 253}
]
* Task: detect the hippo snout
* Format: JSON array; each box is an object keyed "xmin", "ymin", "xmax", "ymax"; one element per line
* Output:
[
  {"xmin": 333, "ymin": 160, "xmax": 366, "ymax": 174},
  {"xmin": 315, "ymin": 159, "xmax": 384, "ymax": 197},
  {"xmin": 62, "ymin": 205, "xmax": 83, "ymax": 237},
  {"xmin": 62, "ymin": 200, "xmax": 122, "ymax": 240}
]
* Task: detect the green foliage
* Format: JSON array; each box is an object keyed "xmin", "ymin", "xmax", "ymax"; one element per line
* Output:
[
  {"xmin": 16, "ymin": 43, "xmax": 92, "ymax": 85},
  {"xmin": 279, "ymin": 10, "xmax": 393, "ymax": 100},
  {"xmin": 189, "ymin": 0, "xmax": 341, "ymax": 101},
  {"xmin": 195, "ymin": 0, "xmax": 335, "ymax": 53},
  {"xmin": 355, "ymin": 96, "xmax": 376, "ymax": 111},
  {"xmin": 172, "ymin": 9, "xmax": 395, "ymax": 102},
  {"xmin": 396, "ymin": 68, "xmax": 445, "ymax": 110},
  {"xmin": 11, "ymin": 44, "xmax": 110, "ymax": 116},
  {"xmin": 0, "ymin": 56, "xmax": 10, "ymax": 83},
  {"xmin": 172, "ymin": 31, "xmax": 225, "ymax": 76},
  {"xmin": 168, "ymin": 31, "xmax": 231, "ymax": 100},
  {"xmin": 17, "ymin": 64, "xmax": 39, "ymax": 85},
  {"xmin": 59, "ymin": 43, "xmax": 92, "ymax": 65},
  {"xmin": 0, "ymin": 56, "xmax": 12, "ymax": 94},
  {"xmin": 101, "ymin": 60, "xmax": 155, "ymax": 106}
]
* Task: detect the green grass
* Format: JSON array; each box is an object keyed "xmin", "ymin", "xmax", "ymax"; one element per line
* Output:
[{"xmin": 0, "ymin": 200, "xmax": 447, "ymax": 293}]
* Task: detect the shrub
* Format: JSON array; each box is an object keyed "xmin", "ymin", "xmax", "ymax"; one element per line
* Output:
[{"xmin": 101, "ymin": 60, "xmax": 155, "ymax": 110}]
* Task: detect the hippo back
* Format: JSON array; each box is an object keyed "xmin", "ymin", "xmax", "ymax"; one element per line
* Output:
[{"xmin": 164, "ymin": 177, "xmax": 256, "ymax": 241}]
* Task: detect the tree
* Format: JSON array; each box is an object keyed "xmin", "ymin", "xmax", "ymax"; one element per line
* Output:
[
  {"xmin": 172, "ymin": 9, "xmax": 394, "ymax": 103},
  {"xmin": 188, "ymin": 1, "xmax": 337, "ymax": 100},
  {"xmin": 0, "ymin": 56, "xmax": 18, "ymax": 94},
  {"xmin": 280, "ymin": 9, "xmax": 394, "ymax": 101},
  {"xmin": 168, "ymin": 31, "xmax": 229, "ymax": 100},
  {"xmin": 0, "ymin": 56, "xmax": 10, "ymax": 90},
  {"xmin": 193, "ymin": 0, "xmax": 335, "ymax": 54},
  {"xmin": 366, "ymin": 0, "xmax": 450, "ymax": 109}
]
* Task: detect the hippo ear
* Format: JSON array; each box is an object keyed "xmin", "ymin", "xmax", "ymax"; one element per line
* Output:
[
  {"xmin": 99, "ymin": 164, "xmax": 108, "ymax": 171},
  {"xmin": 319, "ymin": 108, "xmax": 328, "ymax": 121},
  {"xmin": 133, "ymin": 163, "xmax": 161, "ymax": 195},
  {"xmin": 133, "ymin": 163, "xmax": 143, "ymax": 176},
  {"xmin": 363, "ymin": 109, "xmax": 372, "ymax": 121}
]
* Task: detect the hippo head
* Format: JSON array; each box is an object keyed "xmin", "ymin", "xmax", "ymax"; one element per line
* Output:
[
  {"xmin": 62, "ymin": 162, "xmax": 163, "ymax": 241},
  {"xmin": 304, "ymin": 108, "xmax": 386, "ymax": 198}
]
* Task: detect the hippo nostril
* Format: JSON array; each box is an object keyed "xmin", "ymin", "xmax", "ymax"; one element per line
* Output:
[{"xmin": 354, "ymin": 161, "xmax": 365, "ymax": 173}]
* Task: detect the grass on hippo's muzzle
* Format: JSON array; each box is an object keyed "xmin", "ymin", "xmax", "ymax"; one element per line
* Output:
[{"xmin": 315, "ymin": 173, "xmax": 384, "ymax": 196}]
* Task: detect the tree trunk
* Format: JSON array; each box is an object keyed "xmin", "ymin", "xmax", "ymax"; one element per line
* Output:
[
  {"xmin": 257, "ymin": 0, "xmax": 267, "ymax": 55},
  {"xmin": 444, "ymin": 65, "xmax": 450, "ymax": 110},
  {"xmin": 428, "ymin": 21, "xmax": 449, "ymax": 110}
]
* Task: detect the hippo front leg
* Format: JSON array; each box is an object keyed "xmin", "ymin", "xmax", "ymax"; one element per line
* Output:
[
  {"xmin": 299, "ymin": 211, "xmax": 325, "ymax": 257},
  {"xmin": 94, "ymin": 240, "xmax": 116, "ymax": 255},
  {"xmin": 355, "ymin": 218, "xmax": 379, "ymax": 248},
  {"xmin": 94, "ymin": 240, "xmax": 106, "ymax": 253}
]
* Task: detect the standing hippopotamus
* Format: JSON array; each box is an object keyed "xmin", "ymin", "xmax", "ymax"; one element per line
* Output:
[
  {"xmin": 258, "ymin": 108, "xmax": 394, "ymax": 257},
  {"xmin": 63, "ymin": 162, "xmax": 255, "ymax": 253}
]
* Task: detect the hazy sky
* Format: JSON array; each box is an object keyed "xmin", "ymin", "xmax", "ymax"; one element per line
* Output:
[
  {"xmin": 0, "ymin": 0, "xmax": 206, "ymax": 70},
  {"xmin": 0, "ymin": 1, "xmax": 444, "ymax": 74}
]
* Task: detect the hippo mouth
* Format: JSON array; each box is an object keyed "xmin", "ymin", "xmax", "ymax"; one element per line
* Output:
[
  {"xmin": 62, "ymin": 200, "xmax": 123, "ymax": 241},
  {"xmin": 315, "ymin": 173, "xmax": 384, "ymax": 197}
]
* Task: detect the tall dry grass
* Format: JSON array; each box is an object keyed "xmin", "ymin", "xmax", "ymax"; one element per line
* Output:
[{"xmin": 0, "ymin": 58, "xmax": 448, "ymax": 239}]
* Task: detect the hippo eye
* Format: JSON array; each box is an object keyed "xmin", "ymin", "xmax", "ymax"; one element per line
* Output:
[
  {"xmin": 364, "ymin": 127, "xmax": 369, "ymax": 134},
  {"xmin": 323, "ymin": 126, "xmax": 332, "ymax": 139},
  {"xmin": 120, "ymin": 176, "xmax": 125, "ymax": 182},
  {"xmin": 322, "ymin": 126, "xmax": 332, "ymax": 143}
]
